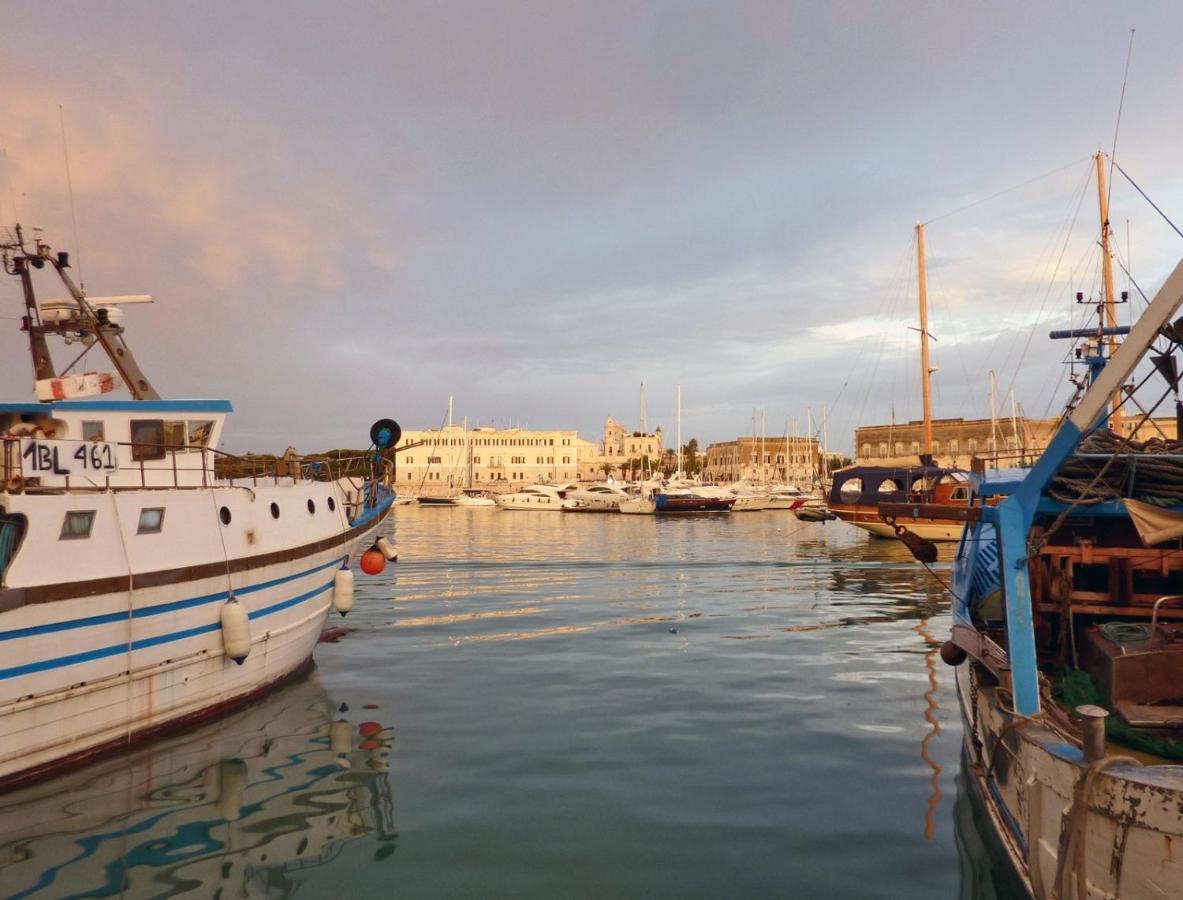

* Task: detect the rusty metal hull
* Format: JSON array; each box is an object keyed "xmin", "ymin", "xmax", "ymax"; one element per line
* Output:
[{"xmin": 956, "ymin": 661, "xmax": 1183, "ymax": 899}]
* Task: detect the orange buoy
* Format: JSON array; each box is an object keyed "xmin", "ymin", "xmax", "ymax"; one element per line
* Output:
[{"xmin": 360, "ymin": 548, "xmax": 386, "ymax": 575}]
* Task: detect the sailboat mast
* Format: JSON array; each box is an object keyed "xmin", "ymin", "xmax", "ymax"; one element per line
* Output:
[
  {"xmin": 916, "ymin": 223, "xmax": 934, "ymax": 457},
  {"xmin": 676, "ymin": 384, "xmax": 682, "ymax": 476},
  {"xmin": 989, "ymin": 370, "xmax": 998, "ymax": 465},
  {"xmin": 1095, "ymin": 151, "xmax": 1124, "ymax": 434}
]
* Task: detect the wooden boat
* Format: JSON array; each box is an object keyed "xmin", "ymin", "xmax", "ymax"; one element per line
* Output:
[
  {"xmin": 0, "ymin": 225, "xmax": 396, "ymax": 789},
  {"xmin": 895, "ymin": 155, "xmax": 1183, "ymax": 897},
  {"xmin": 828, "ymin": 463, "xmax": 969, "ymax": 540},
  {"xmin": 831, "ymin": 223, "xmax": 970, "ymax": 542}
]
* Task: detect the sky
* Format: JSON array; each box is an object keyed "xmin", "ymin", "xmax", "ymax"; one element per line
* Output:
[{"xmin": 3, "ymin": 1, "xmax": 1183, "ymax": 454}]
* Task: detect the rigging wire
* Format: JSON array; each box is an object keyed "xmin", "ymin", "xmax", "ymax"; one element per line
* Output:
[
  {"xmin": 1107, "ymin": 29, "xmax": 1136, "ymax": 210},
  {"xmin": 922, "ymin": 156, "xmax": 1093, "ymax": 227},
  {"xmin": 1001, "ymin": 161, "xmax": 1094, "ymax": 418},
  {"xmin": 1111, "ymin": 159, "xmax": 1183, "ymax": 243},
  {"xmin": 58, "ymin": 106, "xmax": 84, "ymax": 289}
]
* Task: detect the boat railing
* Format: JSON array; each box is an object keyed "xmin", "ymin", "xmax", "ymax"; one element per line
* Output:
[{"xmin": 0, "ymin": 435, "xmax": 392, "ymax": 494}]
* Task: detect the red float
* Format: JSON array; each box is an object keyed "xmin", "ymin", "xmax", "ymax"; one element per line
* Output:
[{"xmin": 360, "ymin": 549, "xmax": 386, "ymax": 575}]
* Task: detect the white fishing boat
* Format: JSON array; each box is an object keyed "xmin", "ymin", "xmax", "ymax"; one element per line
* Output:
[{"xmin": 0, "ymin": 225, "xmax": 396, "ymax": 789}]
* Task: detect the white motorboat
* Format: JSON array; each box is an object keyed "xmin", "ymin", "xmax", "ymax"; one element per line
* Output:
[
  {"xmin": 766, "ymin": 484, "xmax": 804, "ymax": 509},
  {"xmin": 561, "ymin": 483, "xmax": 629, "ymax": 512},
  {"xmin": 494, "ymin": 484, "xmax": 567, "ymax": 511},
  {"xmin": 0, "ymin": 225, "xmax": 396, "ymax": 789}
]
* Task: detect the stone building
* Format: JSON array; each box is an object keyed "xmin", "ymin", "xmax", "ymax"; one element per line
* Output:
[
  {"xmin": 394, "ymin": 425, "xmax": 600, "ymax": 494},
  {"xmin": 855, "ymin": 412, "xmax": 1180, "ymax": 470},
  {"xmin": 702, "ymin": 435, "xmax": 821, "ymax": 484},
  {"xmin": 602, "ymin": 417, "xmax": 664, "ymax": 462}
]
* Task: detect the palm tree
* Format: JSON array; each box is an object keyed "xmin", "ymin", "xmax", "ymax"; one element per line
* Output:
[{"xmin": 599, "ymin": 461, "xmax": 617, "ymax": 480}]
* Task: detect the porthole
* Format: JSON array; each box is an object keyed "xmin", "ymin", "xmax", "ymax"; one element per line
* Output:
[
  {"xmin": 307, "ymin": 499, "xmax": 316, "ymax": 515},
  {"xmin": 327, "ymin": 496, "xmax": 336, "ymax": 512},
  {"xmin": 219, "ymin": 506, "xmax": 232, "ymax": 526},
  {"xmin": 270, "ymin": 502, "xmax": 280, "ymax": 519}
]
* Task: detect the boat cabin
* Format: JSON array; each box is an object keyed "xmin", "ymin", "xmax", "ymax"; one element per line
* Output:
[{"xmin": 0, "ymin": 399, "xmax": 230, "ymax": 490}]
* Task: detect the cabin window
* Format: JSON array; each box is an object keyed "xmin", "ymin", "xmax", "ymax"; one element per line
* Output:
[
  {"xmin": 60, "ymin": 510, "xmax": 96, "ymax": 539},
  {"xmin": 307, "ymin": 499, "xmax": 316, "ymax": 514},
  {"xmin": 188, "ymin": 420, "xmax": 214, "ymax": 448},
  {"xmin": 328, "ymin": 496, "xmax": 336, "ymax": 512},
  {"xmin": 219, "ymin": 506, "xmax": 232, "ymax": 525},
  {"xmin": 137, "ymin": 507, "xmax": 165, "ymax": 534},
  {"xmin": 130, "ymin": 420, "xmax": 166, "ymax": 461},
  {"xmin": 82, "ymin": 421, "xmax": 105, "ymax": 442},
  {"xmin": 839, "ymin": 478, "xmax": 862, "ymax": 501},
  {"xmin": 950, "ymin": 487, "xmax": 969, "ymax": 501},
  {"xmin": 878, "ymin": 479, "xmax": 900, "ymax": 493},
  {"xmin": 162, "ymin": 420, "xmax": 186, "ymax": 450}
]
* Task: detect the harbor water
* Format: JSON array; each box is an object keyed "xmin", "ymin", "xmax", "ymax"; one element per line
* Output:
[{"xmin": 0, "ymin": 509, "xmax": 1023, "ymax": 898}]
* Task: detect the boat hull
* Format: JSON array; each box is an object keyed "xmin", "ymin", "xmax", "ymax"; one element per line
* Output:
[
  {"xmin": 955, "ymin": 661, "xmax": 1183, "ymax": 898},
  {"xmin": 0, "ymin": 484, "xmax": 392, "ymax": 789},
  {"xmin": 829, "ymin": 503, "xmax": 963, "ymax": 541},
  {"xmin": 653, "ymin": 495, "xmax": 734, "ymax": 514}
]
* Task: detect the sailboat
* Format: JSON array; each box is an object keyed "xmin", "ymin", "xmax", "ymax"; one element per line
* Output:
[{"xmin": 828, "ymin": 223, "xmax": 971, "ymax": 541}]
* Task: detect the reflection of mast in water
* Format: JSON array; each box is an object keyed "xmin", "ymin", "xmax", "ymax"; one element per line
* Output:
[{"xmin": 913, "ymin": 618, "xmax": 943, "ymax": 841}]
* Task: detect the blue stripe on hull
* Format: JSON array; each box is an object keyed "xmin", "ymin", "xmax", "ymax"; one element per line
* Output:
[
  {"xmin": 0, "ymin": 556, "xmax": 346, "ymax": 642},
  {"xmin": 0, "ymin": 579, "xmax": 335, "ymax": 681}
]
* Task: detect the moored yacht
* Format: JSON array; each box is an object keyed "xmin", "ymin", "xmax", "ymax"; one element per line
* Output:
[
  {"xmin": 494, "ymin": 483, "xmax": 569, "ymax": 511},
  {"xmin": 0, "ymin": 226, "xmax": 396, "ymax": 789},
  {"xmin": 561, "ymin": 483, "xmax": 629, "ymax": 512}
]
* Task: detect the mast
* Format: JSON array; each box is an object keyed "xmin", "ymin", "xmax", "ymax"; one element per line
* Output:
[
  {"xmin": 1095, "ymin": 151, "xmax": 1124, "ymax": 434},
  {"xmin": 916, "ymin": 223, "xmax": 934, "ymax": 457},
  {"xmin": 822, "ymin": 406, "xmax": 829, "ymax": 482},
  {"xmin": 676, "ymin": 384, "xmax": 682, "ymax": 476},
  {"xmin": 639, "ymin": 382, "xmax": 647, "ymax": 434},
  {"xmin": 807, "ymin": 407, "xmax": 815, "ymax": 485},
  {"xmin": 448, "ymin": 395, "xmax": 453, "ymax": 431},
  {"xmin": 1009, "ymin": 389, "xmax": 1020, "ymax": 463},
  {"xmin": 989, "ymin": 370, "xmax": 999, "ymax": 465},
  {"xmin": 761, "ymin": 410, "xmax": 766, "ymax": 484}
]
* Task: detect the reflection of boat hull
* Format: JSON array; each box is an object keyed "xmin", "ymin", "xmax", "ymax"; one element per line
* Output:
[
  {"xmin": 618, "ymin": 497, "xmax": 656, "ymax": 515},
  {"xmin": 954, "ymin": 661, "xmax": 1183, "ymax": 898},
  {"xmin": 0, "ymin": 670, "xmax": 396, "ymax": 898},
  {"xmin": 653, "ymin": 494, "xmax": 734, "ymax": 513},
  {"xmin": 829, "ymin": 503, "xmax": 962, "ymax": 540}
]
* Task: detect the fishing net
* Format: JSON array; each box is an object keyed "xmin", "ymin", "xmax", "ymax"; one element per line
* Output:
[{"xmin": 1054, "ymin": 668, "xmax": 1183, "ymax": 761}]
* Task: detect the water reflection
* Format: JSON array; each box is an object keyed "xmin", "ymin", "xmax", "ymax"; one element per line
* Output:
[{"xmin": 0, "ymin": 672, "xmax": 394, "ymax": 899}]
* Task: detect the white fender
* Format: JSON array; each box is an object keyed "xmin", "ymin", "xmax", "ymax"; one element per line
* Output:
[
  {"xmin": 376, "ymin": 537, "xmax": 398, "ymax": 561},
  {"xmin": 220, "ymin": 597, "xmax": 251, "ymax": 664},
  {"xmin": 333, "ymin": 568, "xmax": 354, "ymax": 615}
]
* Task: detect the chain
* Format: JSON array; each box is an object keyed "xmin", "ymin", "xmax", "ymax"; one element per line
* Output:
[{"xmin": 969, "ymin": 664, "xmax": 984, "ymax": 768}]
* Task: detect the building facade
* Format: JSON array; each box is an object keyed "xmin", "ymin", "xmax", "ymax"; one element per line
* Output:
[
  {"xmin": 602, "ymin": 417, "xmax": 664, "ymax": 461},
  {"xmin": 853, "ymin": 416, "xmax": 1061, "ymax": 469},
  {"xmin": 702, "ymin": 435, "xmax": 821, "ymax": 484},
  {"xmin": 394, "ymin": 425, "xmax": 601, "ymax": 494}
]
